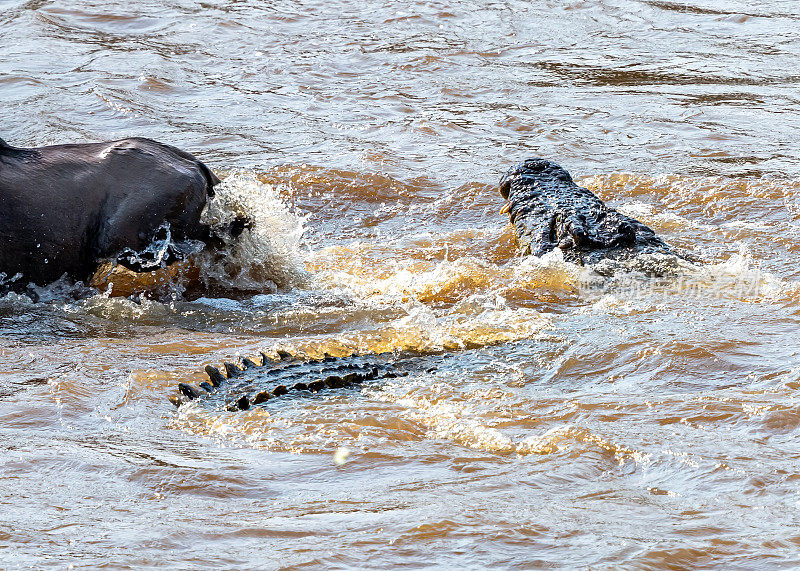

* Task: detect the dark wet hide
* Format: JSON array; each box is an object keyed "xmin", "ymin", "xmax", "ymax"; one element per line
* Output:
[
  {"xmin": 499, "ymin": 159, "xmax": 684, "ymax": 267},
  {"xmin": 170, "ymin": 352, "xmax": 440, "ymax": 412}
]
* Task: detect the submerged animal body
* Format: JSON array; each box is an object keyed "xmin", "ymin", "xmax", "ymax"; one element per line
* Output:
[
  {"xmin": 0, "ymin": 137, "xmax": 221, "ymax": 288},
  {"xmin": 499, "ymin": 158, "xmax": 678, "ymax": 266},
  {"xmin": 171, "ymin": 351, "xmax": 422, "ymax": 411}
]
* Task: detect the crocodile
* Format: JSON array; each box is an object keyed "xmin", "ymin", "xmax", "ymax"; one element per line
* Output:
[
  {"xmin": 171, "ymin": 158, "xmax": 687, "ymax": 409},
  {"xmin": 169, "ymin": 350, "xmax": 439, "ymax": 411},
  {"xmin": 499, "ymin": 158, "xmax": 682, "ymax": 266}
]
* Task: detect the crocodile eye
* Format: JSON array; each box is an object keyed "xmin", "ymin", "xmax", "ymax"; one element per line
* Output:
[{"xmin": 499, "ymin": 175, "xmax": 513, "ymax": 199}]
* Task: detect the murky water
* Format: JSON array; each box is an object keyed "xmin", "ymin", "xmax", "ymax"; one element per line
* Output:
[{"xmin": 2, "ymin": 0, "xmax": 800, "ymax": 568}]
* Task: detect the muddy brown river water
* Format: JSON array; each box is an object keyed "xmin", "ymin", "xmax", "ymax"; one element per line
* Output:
[{"xmin": 2, "ymin": 0, "xmax": 800, "ymax": 568}]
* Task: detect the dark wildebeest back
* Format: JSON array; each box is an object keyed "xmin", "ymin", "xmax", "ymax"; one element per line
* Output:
[{"xmin": 0, "ymin": 137, "xmax": 221, "ymax": 286}]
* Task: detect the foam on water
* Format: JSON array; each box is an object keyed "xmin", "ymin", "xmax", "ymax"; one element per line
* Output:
[
  {"xmin": 309, "ymin": 242, "xmax": 584, "ymax": 310},
  {"xmin": 197, "ymin": 172, "xmax": 310, "ymax": 293},
  {"xmin": 579, "ymin": 243, "xmax": 797, "ymax": 315}
]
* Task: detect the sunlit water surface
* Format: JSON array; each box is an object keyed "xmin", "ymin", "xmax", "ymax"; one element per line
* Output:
[{"xmin": 2, "ymin": 0, "xmax": 800, "ymax": 568}]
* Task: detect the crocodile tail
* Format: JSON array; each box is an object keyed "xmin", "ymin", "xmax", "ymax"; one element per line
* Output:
[{"xmin": 170, "ymin": 351, "xmax": 410, "ymax": 410}]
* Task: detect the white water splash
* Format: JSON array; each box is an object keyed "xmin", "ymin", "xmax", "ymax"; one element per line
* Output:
[{"xmin": 198, "ymin": 172, "xmax": 310, "ymax": 293}]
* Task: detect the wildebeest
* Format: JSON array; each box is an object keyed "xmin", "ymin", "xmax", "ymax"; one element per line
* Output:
[{"xmin": 0, "ymin": 136, "xmax": 230, "ymax": 289}]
